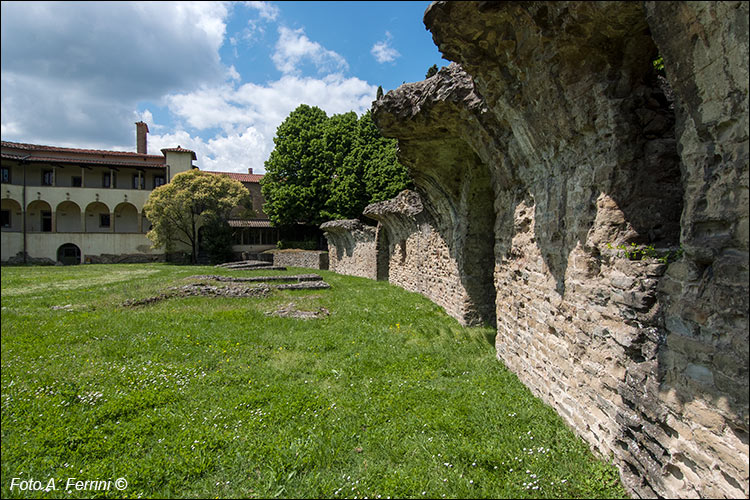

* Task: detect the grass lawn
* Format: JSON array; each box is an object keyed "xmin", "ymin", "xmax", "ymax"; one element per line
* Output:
[{"xmin": 1, "ymin": 263, "xmax": 628, "ymax": 499}]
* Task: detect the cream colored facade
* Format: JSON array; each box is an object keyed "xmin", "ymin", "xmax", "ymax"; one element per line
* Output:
[
  {"xmin": 1, "ymin": 122, "xmax": 274, "ymax": 264},
  {"xmin": 1, "ymin": 141, "xmax": 195, "ymax": 264}
]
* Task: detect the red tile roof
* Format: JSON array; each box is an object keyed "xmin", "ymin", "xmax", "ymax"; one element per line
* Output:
[
  {"xmin": 160, "ymin": 146, "xmax": 197, "ymax": 160},
  {"xmin": 0, "ymin": 152, "xmax": 166, "ymax": 169},
  {"xmin": 205, "ymin": 171, "xmax": 264, "ymax": 183},
  {"xmin": 227, "ymin": 219, "xmax": 273, "ymax": 228},
  {"xmin": 1, "ymin": 140, "xmax": 164, "ymax": 159}
]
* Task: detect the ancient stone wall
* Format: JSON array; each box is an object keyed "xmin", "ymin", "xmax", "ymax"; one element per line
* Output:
[
  {"xmin": 363, "ymin": 190, "xmax": 488, "ymax": 325},
  {"xmin": 268, "ymin": 249, "xmax": 329, "ymax": 270},
  {"xmin": 321, "ymin": 219, "xmax": 377, "ymax": 280},
  {"xmin": 643, "ymin": 3, "xmax": 749, "ymax": 496},
  {"xmin": 84, "ymin": 253, "xmax": 166, "ymax": 264},
  {"xmin": 368, "ymin": 65, "xmax": 498, "ymax": 327},
  {"xmin": 371, "ymin": 1, "xmax": 748, "ymax": 498},
  {"xmin": 1, "ymin": 252, "xmax": 56, "ymax": 266}
]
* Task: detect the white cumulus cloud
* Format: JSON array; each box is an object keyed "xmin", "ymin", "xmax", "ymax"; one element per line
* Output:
[
  {"xmin": 371, "ymin": 31, "xmax": 400, "ymax": 63},
  {"xmin": 1, "ymin": 1, "xmax": 232, "ymax": 148},
  {"xmin": 246, "ymin": 1, "xmax": 279, "ymax": 21},
  {"xmin": 272, "ymin": 26, "xmax": 349, "ymax": 75},
  {"xmin": 2, "ymin": 1, "xmax": 380, "ymax": 176},
  {"xmin": 157, "ymin": 73, "xmax": 377, "ymax": 173}
]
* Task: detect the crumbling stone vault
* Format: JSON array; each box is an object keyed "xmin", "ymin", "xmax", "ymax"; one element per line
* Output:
[
  {"xmin": 366, "ymin": 65, "xmax": 499, "ymax": 327},
  {"xmin": 321, "ymin": 219, "xmax": 378, "ymax": 280},
  {"xmin": 357, "ymin": 1, "xmax": 747, "ymax": 498}
]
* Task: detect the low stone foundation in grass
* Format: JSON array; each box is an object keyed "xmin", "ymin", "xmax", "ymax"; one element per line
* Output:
[
  {"xmin": 121, "ymin": 274, "xmax": 331, "ymax": 307},
  {"xmin": 264, "ymin": 249, "xmax": 329, "ymax": 270}
]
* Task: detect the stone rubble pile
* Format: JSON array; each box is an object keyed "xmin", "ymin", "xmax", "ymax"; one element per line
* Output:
[
  {"xmin": 187, "ymin": 274, "xmax": 323, "ymax": 283},
  {"xmin": 214, "ymin": 260, "xmax": 286, "ymax": 271},
  {"xmin": 122, "ymin": 275, "xmax": 330, "ymax": 307}
]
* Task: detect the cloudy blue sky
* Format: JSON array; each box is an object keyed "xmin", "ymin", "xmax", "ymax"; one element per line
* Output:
[{"xmin": 1, "ymin": 1, "xmax": 444, "ymax": 173}]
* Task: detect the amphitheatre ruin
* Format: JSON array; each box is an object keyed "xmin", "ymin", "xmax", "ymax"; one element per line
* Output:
[{"xmin": 321, "ymin": 2, "xmax": 748, "ymax": 498}]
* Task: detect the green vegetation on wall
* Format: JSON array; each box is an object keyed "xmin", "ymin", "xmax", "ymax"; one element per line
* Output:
[{"xmin": 606, "ymin": 242, "xmax": 683, "ymax": 264}]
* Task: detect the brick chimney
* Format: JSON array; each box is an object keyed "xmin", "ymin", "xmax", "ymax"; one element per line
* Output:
[
  {"xmin": 248, "ymin": 168, "xmax": 253, "ymax": 174},
  {"xmin": 135, "ymin": 121, "xmax": 149, "ymax": 154}
]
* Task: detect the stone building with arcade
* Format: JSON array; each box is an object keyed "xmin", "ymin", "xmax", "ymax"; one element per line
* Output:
[{"xmin": 1, "ymin": 122, "xmax": 275, "ymax": 264}]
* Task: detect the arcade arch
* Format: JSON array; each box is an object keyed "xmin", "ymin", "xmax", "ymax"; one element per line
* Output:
[
  {"xmin": 1, "ymin": 198, "xmax": 22, "ymax": 231},
  {"xmin": 27, "ymin": 200, "xmax": 52, "ymax": 232},
  {"xmin": 85, "ymin": 202, "xmax": 111, "ymax": 233},
  {"xmin": 56, "ymin": 201, "xmax": 82, "ymax": 232},
  {"xmin": 114, "ymin": 202, "xmax": 139, "ymax": 233}
]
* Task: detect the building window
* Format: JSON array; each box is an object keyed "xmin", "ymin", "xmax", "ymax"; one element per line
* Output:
[
  {"xmin": 235, "ymin": 228, "xmax": 276, "ymax": 245},
  {"xmin": 153, "ymin": 175, "xmax": 165, "ymax": 188},
  {"xmin": 102, "ymin": 171, "xmax": 117, "ymax": 188},
  {"xmin": 41, "ymin": 211, "xmax": 52, "ymax": 232},
  {"xmin": 42, "ymin": 169, "xmax": 54, "ymax": 186},
  {"xmin": 1, "ymin": 209, "xmax": 10, "ymax": 228},
  {"xmin": 99, "ymin": 213, "xmax": 110, "ymax": 228},
  {"xmin": 132, "ymin": 174, "xmax": 144, "ymax": 189},
  {"xmin": 71, "ymin": 176, "xmax": 82, "ymax": 187},
  {"xmin": 263, "ymin": 228, "xmax": 277, "ymax": 245},
  {"xmin": 1, "ymin": 167, "xmax": 10, "ymax": 183}
]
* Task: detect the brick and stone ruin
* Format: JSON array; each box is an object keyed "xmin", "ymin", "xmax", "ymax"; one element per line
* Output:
[
  {"xmin": 121, "ymin": 274, "xmax": 330, "ymax": 307},
  {"xmin": 321, "ymin": 2, "xmax": 748, "ymax": 498}
]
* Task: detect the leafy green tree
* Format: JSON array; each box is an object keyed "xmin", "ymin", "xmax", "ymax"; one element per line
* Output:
[
  {"xmin": 200, "ymin": 215, "xmax": 234, "ymax": 264},
  {"xmin": 426, "ymin": 64, "xmax": 438, "ymax": 78},
  {"xmin": 143, "ymin": 169, "xmax": 249, "ymax": 263},
  {"xmin": 357, "ymin": 111, "xmax": 413, "ymax": 203},
  {"xmin": 261, "ymin": 105, "xmax": 412, "ymax": 228},
  {"xmin": 261, "ymin": 104, "xmax": 330, "ymax": 226},
  {"xmin": 322, "ymin": 111, "xmax": 363, "ymax": 220}
]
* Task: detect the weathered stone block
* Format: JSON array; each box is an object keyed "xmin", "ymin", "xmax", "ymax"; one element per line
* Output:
[{"xmin": 267, "ymin": 250, "xmax": 329, "ymax": 270}]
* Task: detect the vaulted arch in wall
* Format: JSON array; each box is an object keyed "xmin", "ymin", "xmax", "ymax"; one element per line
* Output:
[
  {"xmin": 375, "ymin": 224, "xmax": 390, "ymax": 281},
  {"xmin": 56, "ymin": 201, "xmax": 82, "ymax": 233},
  {"xmin": 418, "ymin": 141, "xmax": 496, "ymax": 326},
  {"xmin": 57, "ymin": 243, "xmax": 81, "ymax": 265},
  {"xmin": 84, "ymin": 201, "xmax": 110, "ymax": 233},
  {"xmin": 371, "ymin": 67, "xmax": 499, "ymax": 327},
  {"xmin": 26, "ymin": 200, "xmax": 52, "ymax": 232},
  {"xmin": 1, "ymin": 198, "xmax": 22, "ymax": 231},
  {"xmin": 114, "ymin": 202, "xmax": 139, "ymax": 233}
]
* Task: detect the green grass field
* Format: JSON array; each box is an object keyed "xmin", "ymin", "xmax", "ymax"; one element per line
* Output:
[{"xmin": 1, "ymin": 264, "xmax": 628, "ymax": 499}]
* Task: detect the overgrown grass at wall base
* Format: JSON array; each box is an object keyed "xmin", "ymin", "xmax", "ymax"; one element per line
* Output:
[{"xmin": 1, "ymin": 264, "xmax": 628, "ymax": 499}]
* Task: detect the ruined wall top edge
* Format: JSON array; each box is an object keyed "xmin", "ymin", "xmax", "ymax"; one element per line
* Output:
[{"xmin": 363, "ymin": 190, "xmax": 424, "ymax": 220}]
